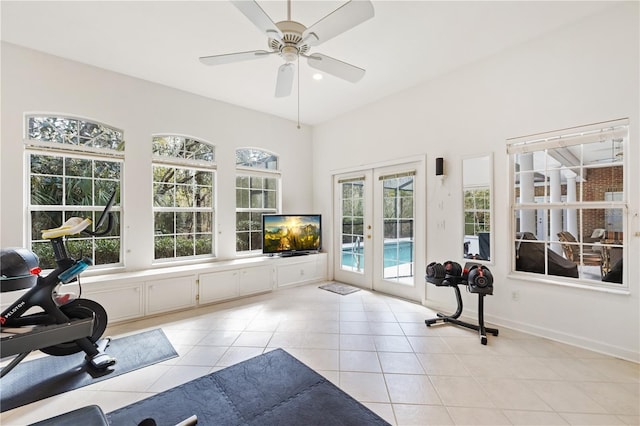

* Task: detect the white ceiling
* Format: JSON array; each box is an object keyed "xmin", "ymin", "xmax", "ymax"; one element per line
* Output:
[{"xmin": 1, "ymin": 1, "xmax": 616, "ymax": 125}]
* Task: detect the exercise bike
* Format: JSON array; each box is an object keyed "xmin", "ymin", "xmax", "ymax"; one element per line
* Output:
[{"xmin": 1, "ymin": 193, "xmax": 118, "ymax": 378}]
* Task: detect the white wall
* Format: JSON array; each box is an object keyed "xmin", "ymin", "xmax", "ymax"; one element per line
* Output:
[
  {"xmin": 2, "ymin": 3, "xmax": 638, "ymax": 361},
  {"xmin": 312, "ymin": 3, "xmax": 639, "ymax": 361},
  {"xmin": 0, "ymin": 42, "xmax": 314, "ymax": 268}
]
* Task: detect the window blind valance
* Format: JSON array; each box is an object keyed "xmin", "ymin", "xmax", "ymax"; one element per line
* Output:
[{"xmin": 507, "ymin": 118, "xmax": 628, "ymax": 155}]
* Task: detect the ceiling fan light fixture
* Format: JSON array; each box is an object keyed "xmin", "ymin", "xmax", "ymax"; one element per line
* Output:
[
  {"xmin": 281, "ymin": 46, "xmax": 299, "ymax": 62},
  {"xmin": 312, "ymin": 73, "xmax": 323, "ymax": 80},
  {"xmin": 269, "ymin": 20, "xmax": 309, "ymax": 62}
]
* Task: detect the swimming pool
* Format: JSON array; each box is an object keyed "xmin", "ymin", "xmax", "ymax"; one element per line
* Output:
[{"xmin": 341, "ymin": 240, "xmax": 414, "ymax": 269}]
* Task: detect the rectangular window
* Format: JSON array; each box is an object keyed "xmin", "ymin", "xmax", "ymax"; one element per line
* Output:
[
  {"xmin": 28, "ymin": 152, "xmax": 122, "ymax": 269},
  {"xmin": 153, "ymin": 165, "xmax": 214, "ymax": 260},
  {"xmin": 235, "ymin": 174, "xmax": 278, "ymax": 252},
  {"xmin": 464, "ymin": 187, "xmax": 491, "ymax": 236},
  {"xmin": 508, "ymin": 120, "xmax": 627, "ymax": 287},
  {"xmin": 464, "ymin": 187, "xmax": 491, "ymax": 261}
]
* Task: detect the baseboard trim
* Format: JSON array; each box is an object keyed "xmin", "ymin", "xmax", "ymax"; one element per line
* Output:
[{"xmin": 424, "ymin": 300, "xmax": 639, "ymax": 363}]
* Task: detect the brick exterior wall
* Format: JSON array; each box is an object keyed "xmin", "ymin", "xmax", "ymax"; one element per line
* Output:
[
  {"xmin": 583, "ymin": 166, "xmax": 623, "ymax": 237},
  {"xmin": 514, "ymin": 165, "xmax": 623, "ymax": 238}
]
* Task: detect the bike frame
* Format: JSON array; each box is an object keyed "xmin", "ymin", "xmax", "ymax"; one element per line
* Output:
[
  {"xmin": 2, "ymin": 238, "xmax": 79, "ymax": 328},
  {"xmin": 1, "ymin": 192, "xmax": 118, "ymax": 377}
]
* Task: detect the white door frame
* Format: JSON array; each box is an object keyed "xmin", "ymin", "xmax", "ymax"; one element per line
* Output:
[
  {"xmin": 333, "ymin": 170, "xmax": 373, "ymax": 289},
  {"xmin": 332, "ymin": 156, "xmax": 426, "ymax": 302}
]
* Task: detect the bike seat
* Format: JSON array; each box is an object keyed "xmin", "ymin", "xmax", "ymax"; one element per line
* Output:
[{"xmin": 41, "ymin": 217, "xmax": 92, "ymax": 239}]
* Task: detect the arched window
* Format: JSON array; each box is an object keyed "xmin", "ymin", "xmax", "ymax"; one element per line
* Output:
[
  {"xmin": 152, "ymin": 135, "xmax": 216, "ymax": 261},
  {"xmin": 235, "ymin": 148, "xmax": 280, "ymax": 254},
  {"xmin": 25, "ymin": 114, "xmax": 124, "ymax": 268}
]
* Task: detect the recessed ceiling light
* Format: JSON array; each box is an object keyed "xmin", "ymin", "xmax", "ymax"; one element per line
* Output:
[{"xmin": 312, "ymin": 73, "xmax": 323, "ymax": 81}]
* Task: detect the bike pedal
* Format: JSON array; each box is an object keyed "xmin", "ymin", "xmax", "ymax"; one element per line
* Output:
[
  {"xmin": 88, "ymin": 353, "xmax": 117, "ymax": 370},
  {"xmin": 95, "ymin": 337, "xmax": 111, "ymax": 352}
]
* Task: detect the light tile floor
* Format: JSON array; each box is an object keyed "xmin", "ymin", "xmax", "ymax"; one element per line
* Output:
[{"xmin": 1, "ymin": 282, "xmax": 638, "ymax": 425}]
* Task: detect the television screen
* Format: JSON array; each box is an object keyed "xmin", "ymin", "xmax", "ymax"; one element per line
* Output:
[{"xmin": 262, "ymin": 214, "xmax": 321, "ymax": 255}]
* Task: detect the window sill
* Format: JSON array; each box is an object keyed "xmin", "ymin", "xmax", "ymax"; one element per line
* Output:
[
  {"xmin": 80, "ymin": 253, "xmax": 326, "ymax": 286},
  {"xmin": 508, "ymin": 271, "xmax": 630, "ymax": 296}
]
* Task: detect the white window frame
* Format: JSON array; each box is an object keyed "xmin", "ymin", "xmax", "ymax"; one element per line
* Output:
[
  {"xmin": 507, "ymin": 119, "xmax": 628, "ymax": 291},
  {"xmin": 152, "ymin": 134, "xmax": 216, "ymax": 263},
  {"xmin": 24, "ymin": 113, "xmax": 124, "ymax": 270},
  {"xmin": 235, "ymin": 148, "xmax": 281, "ymax": 255}
]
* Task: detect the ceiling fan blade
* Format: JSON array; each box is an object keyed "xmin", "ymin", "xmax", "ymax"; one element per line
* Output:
[
  {"xmin": 231, "ymin": 0, "xmax": 283, "ymax": 41},
  {"xmin": 301, "ymin": 0, "xmax": 374, "ymax": 47},
  {"xmin": 199, "ymin": 50, "xmax": 273, "ymax": 66},
  {"xmin": 306, "ymin": 53, "xmax": 365, "ymax": 83},
  {"xmin": 275, "ymin": 63, "xmax": 295, "ymax": 98}
]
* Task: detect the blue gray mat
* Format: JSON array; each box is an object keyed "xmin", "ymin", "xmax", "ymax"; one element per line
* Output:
[
  {"xmin": 107, "ymin": 348, "xmax": 389, "ymax": 426},
  {"xmin": 1, "ymin": 328, "xmax": 177, "ymax": 412}
]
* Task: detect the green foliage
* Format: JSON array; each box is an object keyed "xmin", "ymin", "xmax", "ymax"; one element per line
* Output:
[
  {"xmin": 95, "ymin": 239, "xmax": 120, "ymax": 264},
  {"xmin": 176, "ymin": 236, "xmax": 194, "ymax": 257},
  {"xmin": 31, "ymin": 242, "xmax": 55, "ymax": 269},
  {"xmin": 66, "ymin": 239, "xmax": 92, "ymax": 258},
  {"xmin": 31, "ymin": 238, "xmax": 120, "ymax": 269},
  {"xmin": 154, "ymin": 234, "xmax": 212, "ymax": 259},
  {"xmin": 195, "ymin": 235, "xmax": 212, "ymax": 255},
  {"xmin": 236, "ymin": 232, "xmax": 249, "ymax": 251},
  {"xmin": 154, "ymin": 236, "xmax": 175, "ymax": 259},
  {"xmin": 464, "ymin": 188, "xmax": 491, "ymax": 236},
  {"xmin": 31, "ymin": 175, "xmax": 63, "ymax": 205}
]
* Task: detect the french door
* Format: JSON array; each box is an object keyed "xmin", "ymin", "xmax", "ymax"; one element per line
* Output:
[{"xmin": 333, "ymin": 160, "xmax": 425, "ymax": 301}]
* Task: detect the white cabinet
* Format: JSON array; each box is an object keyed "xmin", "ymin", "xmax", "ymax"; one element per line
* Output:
[
  {"xmin": 276, "ymin": 253, "xmax": 327, "ymax": 288},
  {"xmin": 83, "ymin": 282, "xmax": 144, "ymax": 322},
  {"xmin": 199, "ymin": 265, "xmax": 272, "ymax": 305},
  {"xmin": 146, "ymin": 275, "xmax": 196, "ymax": 315},
  {"xmin": 199, "ymin": 270, "xmax": 240, "ymax": 304},
  {"xmin": 277, "ymin": 260, "xmax": 317, "ymax": 287},
  {"xmin": 80, "ymin": 253, "xmax": 327, "ymax": 322},
  {"xmin": 239, "ymin": 266, "xmax": 273, "ymax": 296}
]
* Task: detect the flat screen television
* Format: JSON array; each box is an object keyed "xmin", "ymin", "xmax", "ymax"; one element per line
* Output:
[{"xmin": 262, "ymin": 214, "xmax": 321, "ymax": 256}]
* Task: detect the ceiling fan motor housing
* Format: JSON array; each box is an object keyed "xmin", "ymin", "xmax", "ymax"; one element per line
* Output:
[{"xmin": 270, "ymin": 20, "xmax": 310, "ymax": 62}]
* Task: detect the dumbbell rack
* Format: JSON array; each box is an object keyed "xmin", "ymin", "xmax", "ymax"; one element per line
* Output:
[{"xmin": 425, "ymin": 277, "xmax": 499, "ymax": 345}]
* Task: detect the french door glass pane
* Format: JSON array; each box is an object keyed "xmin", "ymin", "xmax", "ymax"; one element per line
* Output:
[
  {"xmin": 340, "ymin": 181, "xmax": 365, "ymax": 272},
  {"xmin": 382, "ymin": 176, "xmax": 415, "ymax": 282}
]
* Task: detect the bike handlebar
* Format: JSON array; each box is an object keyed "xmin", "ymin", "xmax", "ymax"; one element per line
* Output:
[{"xmin": 40, "ymin": 191, "xmax": 117, "ymax": 240}]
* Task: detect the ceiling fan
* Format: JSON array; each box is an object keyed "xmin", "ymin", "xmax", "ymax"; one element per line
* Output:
[{"xmin": 199, "ymin": 0, "xmax": 374, "ymax": 98}]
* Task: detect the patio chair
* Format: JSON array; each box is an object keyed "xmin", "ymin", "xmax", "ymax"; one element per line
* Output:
[{"xmin": 557, "ymin": 231, "xmax": 604, "ymax": 277}]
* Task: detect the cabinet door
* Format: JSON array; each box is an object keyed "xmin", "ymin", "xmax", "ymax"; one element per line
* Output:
[
  {"xmin": 276, "ymin": 254, "xmax": 327, "ymax": 288},
  {"xmin": 277, "ymin": 260, "xmax": 318, "ymax": 287},
  {"xmin": 199, "ymin": 270, "xmax": 240, "ymax": 304},
  {"xmin": 83, "ymin": 283, "xmax": 144, "ymax": 322},
  {"xmin": 239, "ymin": 266, "xmax": 273, "ymax": 296},
  {"xmin": 146, "ymin": 275, "xmax": 196, "ymax": 315}
]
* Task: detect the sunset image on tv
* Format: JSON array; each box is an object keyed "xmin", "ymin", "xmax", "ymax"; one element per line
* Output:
[{"xmin": 263, "ymin": 215, "xmax": 321, "ymax": 253}]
